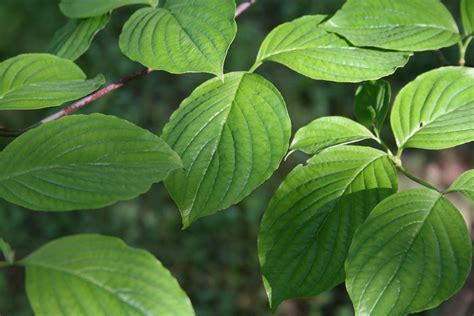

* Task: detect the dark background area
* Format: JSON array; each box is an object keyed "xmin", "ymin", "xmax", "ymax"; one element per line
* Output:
[{"xmin": 0, "ymin": 0, "xmax": 473, "ymax": 315}]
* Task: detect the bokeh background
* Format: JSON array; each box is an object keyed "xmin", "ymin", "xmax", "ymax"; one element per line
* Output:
[{"xmin": 0, "ymin": 0, "xmax": 473, "ymax": 315}]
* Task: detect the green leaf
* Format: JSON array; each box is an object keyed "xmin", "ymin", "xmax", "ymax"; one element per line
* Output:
[
  {"xmin": 323, "ymin": 0, "xmax": 461, "ymax": 52},
  {"xmin": 290, "ymin": 116, "xmax": 376, "ymax": 155},
  {"xmin": 119, "ymin": 0, "xmax": 237, "ymax": 78},
  {"xmin": 48, "ymin": 14, "xmax": 110, "ymax": 61},
  {"xmin": 461, "ymin": 0, "xmax": 474, "ymax": 35},
  {"xmin": 447, "ymin": 170, "xmax": 474, "ymax": 201},
  {"xmin": 258, "ymin": 146, "xmax": 398, "ymax": 310},
  {"xmin": 162, "ymin": 72, "xmax": 291, "ymax": 228},
  {"xmin": 0, "ymin": 238, "xmax": 14, "ymax": 264},
  {"xmin": 254, "ymin": 16, "xmax": 411, "ymax": 82},
  {"xmin": 391, "ymin": 67, "xmax": 474, "ymax": 150},
  {"xmin": 355, "ymin": 80, "xmax": 391, "ymax": 131},
  {"xmin": 23, "ymin": 234, "xmax": 194, "ymax": 316},
  {"xmin": 346, "ymin": 189, "xmax": 472, "ymax": 315},
  {"xmin": 0, "ymin": 114, "xmax": 182, "ymax": 211},
  {"xmin": 0, "ymin": 54, "xmax": 104, "ymax": 110},
  {"xmin": 59, "ymin": 0, "xmax": 158, "ymax": 18}
]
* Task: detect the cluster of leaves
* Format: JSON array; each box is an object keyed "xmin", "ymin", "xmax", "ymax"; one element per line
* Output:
[{"xmin": 0, "ymin": 0, "xmax": 473, "ymax": 315}]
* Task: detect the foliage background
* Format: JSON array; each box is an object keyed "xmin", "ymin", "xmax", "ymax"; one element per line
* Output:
[{"xmin": 0, "ymin": 0, "xmax": 473, "ymax": 315}]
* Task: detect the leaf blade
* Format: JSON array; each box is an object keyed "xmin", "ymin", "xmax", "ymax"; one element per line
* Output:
[
  {"xmin": 162, "ymin": 72, "xmax": 291, "ymax": 227},
  {"xmin": 461, "ymin": 0, "xmax": 474, "ymax": 35},
  {"xmin": 290, "ymin": 116, "xmax": 376, "ymax": 155},
  {"xmin": 391, "ymin": 67, "xmax": 474, "ymax": 150},
  {"xmin": 258, "ymin": 146, "xmax": 398, "ymax": 309},
  {"xmin": 323, "ymin": 0, "xmax": 461, "ymax": 51},
  {"xmin": 119, "ymin": 0, "xmax": 237, "ymax": 77},
  {"xmin": 0, "ymin": 114, "xmax": 182, "ymax": 211},
  {"xmin": 355, "ymin": 80, "xmax": 391, "ymax": 131},
  {"xmin": 0, "ymin": 54, "xmax": 104, "ymax": 110},
  {"xmin": 59, "ymin": 0, "xmax": 158, "ymax": 18},
  {"xmin": 23, "ymin": 234, "xmax": 194, "ymax": 316},
  {"xmin": 48, "ymin": 14, "xmax": 111, "ymax": 61},
  {"xmin": 346, "ymin": 189, "xmax": 472, "ymax": 315},
  {"xmin": 255, "ymin": 15, "xmax": 411, "ymax": 82},
  {"xmin": 447, "ymin": 170, "xmax": 474, "ymax": 201}
]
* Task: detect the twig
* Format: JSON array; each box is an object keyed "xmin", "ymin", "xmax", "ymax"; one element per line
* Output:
[
  {"xmin": 235, "ymin": 0, "xmax": 256, "ymax": 17},
  {"xmin": 0, "ymin": 2, "xmax": 257, "ymax": 138}
]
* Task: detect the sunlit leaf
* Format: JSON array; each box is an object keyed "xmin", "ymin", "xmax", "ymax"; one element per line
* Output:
[
  {"xmin": 447, "ymin": 170, "xmax": 474, "ymax": 201},
  {"xmin": 59, "ymin": 0, "xmax": 158, "ymax": 18}
]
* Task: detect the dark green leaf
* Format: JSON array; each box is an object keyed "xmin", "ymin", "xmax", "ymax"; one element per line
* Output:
[
  {"xmin": 290, "ymin": 116, "xmax": 376, "ymax": 155},
  {"xmin": 346, "ymin": 189, "xmax": 472, "ymax": 315},
  {"xmin": 355, "ymin": 80, "xmax": 391, "ymax": 130},
  {"xmin": 23, "ymin": 234, "xmax": 194, "ymax": 316},
  {"xmin": 258, "ymin": 146, "xmax": 397, "ymax": 309},
  {"xmin": 0, "ymin": 238, "xmax": 14, "ymax": 264},
  {"xmin": 119, "ymin": 0, "xmax": 236, "ymax": 78},
  {"xmin": 163, "ymin": 72, "xmax": 291, "ymax": 227},
  {"xmin": 447, "ymin": 170, "xmax": 474, "ymax": 201},
  {"xmin": 255, "ymin": 16, "xmax": 411, "ymax": 82},
  {"xmin": 391, "ymin": 67, "xmax": 474, "ymax": 150},
  {"xmin": 48, "ymin": 14, "xmax": 110, "ymax": 61},
  {"xmin": 60, "ymin": 0, "xmax": 158, "ymax": 18},
  {"xmin": 323, "ymin": 0, "xmax": 461, "ymax": 51},
  {"xmin": 0, "ymin": 114, "xmax": 182, "ymax": 211},
  {"xmin": 0, "ymin": 54, "xmax": 104, "ymax": 110}
]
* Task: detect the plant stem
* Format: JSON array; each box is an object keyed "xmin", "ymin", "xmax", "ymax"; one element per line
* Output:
[
  {"xmin": 396, "ymin": 164, "xmax": 441, "ymax": 193},
  {"xmin": 459, "ymin": 36, "xmax": 472, "ymax": 66},
  {"xmin": 0, "ymin": 2, "xmax": 258, "ymax": 138}
]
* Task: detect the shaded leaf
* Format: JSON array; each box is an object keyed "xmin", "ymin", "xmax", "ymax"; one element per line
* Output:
[
  {"xmin": 23, "ymin": 234, "xmax": 194, "ymax": 316},
  {"xmin": 290, "ymin": 116, "xmax": 376, "ymax": 155},
  {"xmin": 119, "ymin": 0, "xmax": 236, "ymax": 78},
  {"xmin": 60, "ymin": 0, "xmax": 158, "ymax": 18},
  {"xmin": 0, "ymin": 114, "xmax": 182, "ymax": 211},
  {"xmin": 254, "ymin": 16, "xmax": 411, "ymax": 82},
  {"xmin": 48, "ymin": 14, "xmax": 110, "ymax": 61},
  {"xmin": 323, "ymin": 0, "xmax": 461, "ymax": 52},
  {"xmin": 162, "ymin": 72, "xmax": 291, "ymax": 227},
  {"xmin": 391, "ymin": 67, "xmax": 474, "ymax": 150},
  {"xmin": 0, "ymin": 54, "xmax": 104, "ymax": 110},
  {"xmin": 355, "ymin": 80, "xmax": 391, "ymax": 130},
  {"xmin": 447, "ymin": 170, "xmax": 474, "ymax": 201},
  {"xmin": 258, "ymin": 146, "xmax": 397, "ymax": 309},
  {"xmin": 346, "ymin": 189, "xmax": 472, "ymax": 315}
]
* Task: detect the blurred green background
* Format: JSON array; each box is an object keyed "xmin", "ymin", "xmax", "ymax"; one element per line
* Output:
[{"xmin": 0, "ymin": 0, "xmax": 473, "ymax": 315}]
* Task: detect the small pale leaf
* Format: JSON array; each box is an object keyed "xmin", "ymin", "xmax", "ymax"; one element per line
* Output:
[
  {"xmin": 0, "ymin": 114, "xmax": 183, "ymax": 211},
  {"xmin": 323, "ymin": 0, "xmax": 461, "ymax": 51},
  {"xmin": 0, "ymin": 54, "xmax": 104, "ymax": 110},
  {"xmin": 60, "ymin": 0, "xmax": 158, "ymax": 18},
  {"xmin": 290, "ymin": 116, "xmax": 376, "ymax": 155},
  {"xmin": 119, "ymin": 0, "xmax": 236, "ymax": 77},
  {"xmin": 346, "ymin": 189, "xmax": 472, "ymax": 315},
  {"xmin": 391, "ymin": 67, "xmax": 474, "ymax": 150},
  {"xmin": 48, "ymin": 14, "xmax": 111, "ymax": 61},
  {"xmin": 23, "ymin": 234, "xmax": 194, "ymax": 316},
  {"xmin": 447, "ymin": 170, "xmax": 474, "ymax": 201},
  {"xmin": 258, "ymin": 146, "xmax": 398, "ymax": 309},
  {"xmin": 162, "ymin": 72, "xmax": 291, "ymax": 227},
  {"xmin": 255, "ymin": 16, "xmax": 411, "ymax": 82}
]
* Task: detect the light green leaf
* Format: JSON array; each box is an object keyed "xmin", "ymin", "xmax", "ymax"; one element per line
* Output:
[
  {"xmin": 323, "ymin": 0, "xmax": 461, "ymax": 52},
  {"xmin": 0, "ymin": 238, "xmax": 14, "ymax": 264},
  {"xmin": 0, "ymin": 114, "xmax": 182, "ymax": 211},
  {"xmin": 346, "ymin": 189, "xmax": 472, "ymax": 315},
  {"xmin": 254, "ymin": 16, "xmax": 411, "ymax": 82},
  {"xmin": 258, "ymin": 146, "xmax": 398, "ymax": 310},
  {"xmin": 461, "ymin": 0, "xmax": 474, "ymax": 35},
  {"xmin": 162, "ymin": 72, "xmax": 291, "ymax": 228},
  {"xmin": 447, "ymin": 170, "xmax": 474, "ymax": 200},
  {"xmin": 48, "ymin": 14, "xmax": 111, "ymax": 61},
  {"xmin": 119, "ymin": 0, "xmax": 237, "ymax": 78},
  {"xmin": 0, "ymin": 54, "xmax": 104, "ymax": 110},
  {"xmin": 355, "ymin": 80, "xmax": 391, "ymax": 131},
  {"xmin": 60, "ymin": 0, "xmax": 158, "ymax": 18},
  {"xmin": 391, "ymin": 67, "xmax": 474, "ymax": 150},
  {"xmin": 290, "ymin": 116, "xmax": 376, "ymax": 155},
  {"xmin": 23, "ymin": 234, "xmax": 194, "ymax": 316}
]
